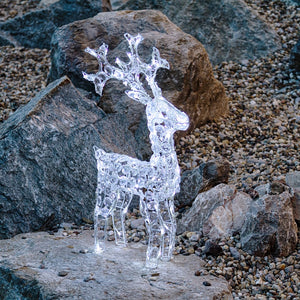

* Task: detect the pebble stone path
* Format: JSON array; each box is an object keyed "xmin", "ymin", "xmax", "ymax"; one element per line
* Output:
[{"xmin": 0, "ymin": 0, "xmax": 299, "ymax": 299}]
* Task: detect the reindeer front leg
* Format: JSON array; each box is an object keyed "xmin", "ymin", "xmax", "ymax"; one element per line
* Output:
[
  {"xmin": 94, "ymin": 187, "xmax": 114, "ymax": 253},
  {"xmin": 94, "ymin": 208, "xmax": 109, "ymax": 253},
  {"xmin": 140, "ymin": 194, "xmax": 162, "ymax": 269},
  {"xmin": 160, "ymin": 197, "xmax": 176, "ymax": 261}
]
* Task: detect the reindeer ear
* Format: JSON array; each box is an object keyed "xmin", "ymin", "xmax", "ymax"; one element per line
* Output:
[
  {"xmin": 151, "ymin": 47, "xmax": 170, "ymax": 70},
  {"xmin": 82, "ymin": 71, "xmax": 96, "ymax": 82},
  {"xmin": 98, "ymin": 43, "xmax": 108, "ymax": 56},
  {"xmin": 124, "ymin": 33, "xmax": 143, "ymax": 52},
  {"xmin": 125, "ymin": 90, "xmax": 149, "ymax": 104},
  {"xmin": 85, "ymin": 47, "xmax": 98, "ymax": 58}
]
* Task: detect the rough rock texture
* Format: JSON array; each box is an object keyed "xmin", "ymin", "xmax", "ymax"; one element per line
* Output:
[
  {"xmin": 47, "ymin": 9, "xmax": 228, "ymax": 142},
  {"xmin": 286, "ymin": 171, "xmax": 300, "ymax": 222},
  {"xmin": 177, "ymin": 184, "xmax": 253, "ymax": 239},
  {"xmin": 0, "ymin": 231, "xmax": 233, "ymax": 299},
  {"xmin": 0, "ymin": 0, "xmax": 111, "ymax": 49},
  {"xmin": 175, "ymin": 159, "xmax": 230, "ymax": 208},
  {"xmin": 290, "ymin": 38, "xmax": 300, "ymax": 72},
  {"xmin": 0, "ymin": 76, "xmax": 142, "ymax": 239},
  {"xmin": 120, "ymin": 0, "xmax": 280, "ymax": 65},
  {"xmin": 240, "ymin": 187, "xmax": 298, "ymax": 257}
]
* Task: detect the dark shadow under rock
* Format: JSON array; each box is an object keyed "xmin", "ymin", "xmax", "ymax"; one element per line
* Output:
[{"xmin": 203, "ymin": 240, "xmax": 224, "ymax": 257}]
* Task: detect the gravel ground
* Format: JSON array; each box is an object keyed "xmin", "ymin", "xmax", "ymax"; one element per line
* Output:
[
  {"xmin": 177, "ymin": 0, "xmax": 300, "ymax": 190},
  {"xmin": 0, "ymin": 0, "xmax": 299, "ymax": 299},
  {"xmin": 0, "ymin": 0, "xmax": 40, "ymax": 21},
  {"xmin": 0, "ymin": 46, "xmax": 50, "ymax": 121}
]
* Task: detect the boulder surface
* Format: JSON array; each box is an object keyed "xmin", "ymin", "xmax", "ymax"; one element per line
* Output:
[
  {"xmin": 0, "ymin": 230, "xmax": 233, "ymax": 299},
  {"xmin": 177, "ymin": 184, "xmax": 253, "ymax": 239},
  {"xmin": 47, "ymin": 9, "xmax": 228, "ymax": 141},
  {"xmin": 0, "ymin": 76, "xmax": 141, "ymax": 239},
  {"xmin": 286, "ymin": 171, "xmax": 300, "ymax": 222},
  {"xmin": 240, "ymin": 184, "xmax": 298, "ymax": 257},
  {"xmin": 289, "ymin": 38, "xmax": 300, "ymax": 72},
  {"xmin": 175, "ymin": 159, "xmax": 230, "ymax": 208},
  {"xmin": 0, "ymin": 0, "xmax": 111, "ymax": 49},
  {"xmin": 178, "ymin": 182, "xmax": 298, "ymax": 256},
  {"xmin": 120, "ymin": 0, "xmax": 280, "ymax": 65}
]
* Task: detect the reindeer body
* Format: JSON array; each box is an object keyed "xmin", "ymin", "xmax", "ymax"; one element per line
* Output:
[{"xmin": 84, "ymin": 34, "xmax": 189, "ymax": 268}]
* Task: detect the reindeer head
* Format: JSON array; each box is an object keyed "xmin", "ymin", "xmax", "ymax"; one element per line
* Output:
[
  {"xmin": 146, "ymin": 96, "xmax": 189, "ymax": 153},
  {"xmin": 83, "ymin": 33, "xmax": 189, "ymax": 141}
]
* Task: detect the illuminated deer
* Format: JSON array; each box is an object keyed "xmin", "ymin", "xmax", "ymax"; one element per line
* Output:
[{"xmin": 83, "ymin": 33, "xmax": 189, "ymax": 268}]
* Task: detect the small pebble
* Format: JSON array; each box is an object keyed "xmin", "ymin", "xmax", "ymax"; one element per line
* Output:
[
  {"xmin": 149, "ymin": 276, "xmax": 158, "ymax": 281},
  {"xmin": 230, "ymin": 247, "xmax": 241, "ymax": 260},
  {"xmin": 79, "ymin": 249, "xmax": 88, "ymax": 254},
  {"xmin": 58, "ymin": 271, "xmax": 68, "ymax": 277}
]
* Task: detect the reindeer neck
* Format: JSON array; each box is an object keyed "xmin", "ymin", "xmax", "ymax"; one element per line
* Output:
[{"xmin": 149, "ymin": 134, "xmax": 178, "ymax": 165}]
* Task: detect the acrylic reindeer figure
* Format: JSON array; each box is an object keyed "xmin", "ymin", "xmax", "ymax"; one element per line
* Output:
[{"xmin": 83, "ymin": 33, "xmax": 189, "ymax": 268}]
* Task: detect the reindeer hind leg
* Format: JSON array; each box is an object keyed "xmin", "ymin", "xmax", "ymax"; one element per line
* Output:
[
  {"xmin": 112, "ymin": 190, "xmax": 133, "ymax": 246},
  {"xmin": 94, "ymin": 187, "xmax": 114, "ymax": 253}
]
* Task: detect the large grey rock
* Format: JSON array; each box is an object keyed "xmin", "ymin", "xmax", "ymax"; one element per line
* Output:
[
  {"xmin": 0, "ymin": 0, "xmax": 111, "ymax": 49},
  {"xmin": 177, "ymin": 184, "xmax": 253, "ymax": 239},
  {"xmin": 175, "ymin": 159, "xmax": 230, "ymax": 208},
  {"xmin": 286, "ymin": 171, "xmax": 300, "ymax": 222},
  {"xmin": 240, "ymin": 186, "xmax": 298, "ymax": 257},
  {"xmin": 0, "ymin": 230, "xmax": 233, "ymax": 299},
  {"xmin": 120, "ymin": 0, "xmax": 280, "ymax": 65},
  {"xmin": 290, "ymin": 38, "xmax": 300, "ymax": 72},
  {"xmin": 47, "ymin": 10, "xmax": 228, "ymax": 142},
  {"xmin": 0, "ymin": 76, "xmax": 142, "ymax": 239}
]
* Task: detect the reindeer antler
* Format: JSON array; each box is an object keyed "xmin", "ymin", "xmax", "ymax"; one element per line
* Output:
[{"xmin": 83, "ymin": 33, "xmax": 170, "ymax": 105}]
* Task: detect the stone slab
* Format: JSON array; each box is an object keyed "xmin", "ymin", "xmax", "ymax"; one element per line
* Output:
[{"xmin": 0, "ymin": 230, "xmax": 232, "ymax": 299}]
